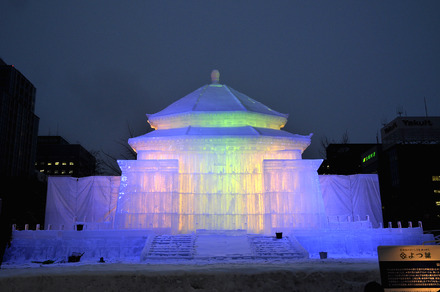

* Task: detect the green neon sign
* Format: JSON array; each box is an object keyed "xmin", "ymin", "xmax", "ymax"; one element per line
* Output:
[{"xmin": 362, "ymin": 151, "xmax": 376, "ymax": 163}]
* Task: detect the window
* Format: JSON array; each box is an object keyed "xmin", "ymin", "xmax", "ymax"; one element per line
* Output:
[
  {"xmin": 61, "ymin": 170, "xmax": 66, "ymax": 174},
  {"xmin": 39, "ymin": 169, "xmax": 44, "ymax": 173},
  {"xmin": 68, "ymin": 170, "xmax": 73, "ymax": 174},
  {"xmin": 47, "ymin": 162, "xmax": 52, "ymax": 166},
  {"xmin": 62, "ymin": 162, "xmax": 67, "ymax": 166},
  {"xmin": 434, "ymin": 190, "xmax": 440, "ymax": 194},
  {"xmin": 69, "ymin": 162, "xmax": 74, "ymax": 165},
  {"xmin": 55, "ymin": 162, "xmax": 59, "ymax": 166},
  {"xmin": 436, "ymin": 201, "xmax": 440, "ymax": 206},
  {"xmin": 433, "ymin": 176, "xmax": 440, "ymax": 181},
  {"xmin": 54, "ymin": 170, "xmax": 59, "ymax": 174}
]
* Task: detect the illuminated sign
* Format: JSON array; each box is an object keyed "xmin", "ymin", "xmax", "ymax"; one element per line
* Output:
[
  {"xmin": 378, "ymin": 245, "xmax": 440, "ymax": 291},
  {"xmin": 362, "ymin": 151, "xmax": 376, "ymax": 163},
  {"xmin": 382, "ymin": 117, "xmax": 440, "ymax": 136}
]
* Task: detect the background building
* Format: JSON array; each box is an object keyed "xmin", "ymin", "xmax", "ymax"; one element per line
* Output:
[
  {"xmin": 0, "ymin": 59, "xmax": 45, "ymax": 245},
  {"xmin": 0, "ymin": 58, "xmax": 39, "ymax": 177},
  {"xmin": 381, "ymin": 116, "xmax": 440, "ymax": 147},
  {"xmin": 318, "ymin": 143, "xmax": 377, "ymax": 175},
  {"xmin": 379, "ymin": 117, "xmax": 440, "ymax": 230},
  {"xmin": 36, "ymin": 136, "xmax": 97, "ymax": 177},
  {"xmin": 320, "ymin": 116, "xmax": 440, "ymax": 231}
]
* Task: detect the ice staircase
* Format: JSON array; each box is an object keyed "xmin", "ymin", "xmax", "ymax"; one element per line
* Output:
[
  {"xmin": 141, "ymin": 234, "xmax": 196, "ymax": 260},
  {"xmin": 141, "ymin": 233, "xmax": 308, "ymax": 261},
  {"xmin": 249, "ymin": 235, "xmax": 309, "ymax": 259}
]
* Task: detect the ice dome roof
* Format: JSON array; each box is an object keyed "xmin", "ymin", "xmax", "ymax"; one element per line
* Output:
[{"xmin": 147, "ymin": 71, "xmax": 288, "ymax": 130}]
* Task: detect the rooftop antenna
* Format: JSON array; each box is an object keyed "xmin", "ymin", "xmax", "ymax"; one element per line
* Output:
[
  {"xmin": 396, "ymin": 106, "xmax": 404, "ymax": 117},
  {"xmin": 424, "ymin": 97, "xmax": 428, "ymax": 117}
]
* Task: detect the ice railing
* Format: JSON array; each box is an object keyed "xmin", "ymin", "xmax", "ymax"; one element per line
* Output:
[
  {"xmin": 327, "ymin": 215, "xmax": 428, "ymax": 230},
  {"xmin": 11, "ymin": 216, "xmax": 113, "ymax": 232},
  {"xmin": 327, "ymin": 215, "xmax": 372, "ymax": 229},
  {"xmin": 11, "ymin": 218, "xmax": 427, "ymax": 232}
]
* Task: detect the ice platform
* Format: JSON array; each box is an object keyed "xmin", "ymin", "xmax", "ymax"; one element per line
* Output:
[{"xmin": 2, "ymin": 228, "xmax": 434, "ymax": 266}]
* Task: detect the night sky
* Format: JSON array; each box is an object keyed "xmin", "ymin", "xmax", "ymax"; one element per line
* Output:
[{"xmin": 1, "ymin": 1, "xmax": 439, "ymax": 159}]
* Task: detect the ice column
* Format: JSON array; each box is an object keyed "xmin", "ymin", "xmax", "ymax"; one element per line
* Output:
[
  {"xmin": 263, "ymin": 159, "xmax": 327, "ymax": 230},
  {"xmin": 114, "ymin": 159, "xmax": 179, "ymax": 230}
]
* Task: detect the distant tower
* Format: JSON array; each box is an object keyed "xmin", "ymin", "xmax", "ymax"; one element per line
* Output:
[{"xmin": 0, "ymin": 58, "xmax": 40, "ymax": 177}]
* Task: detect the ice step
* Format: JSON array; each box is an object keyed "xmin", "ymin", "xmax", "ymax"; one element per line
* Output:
[
  {"xmin": 141, "ymin": 235, "xmax": 196, "ymax": 260},
  {"xmin": 141, "ymin": 234, "xmax": 309, "ymax": 261},
  {"xmin": 249, "ymin": 236, "xmax": 309, "ymax": 259}
]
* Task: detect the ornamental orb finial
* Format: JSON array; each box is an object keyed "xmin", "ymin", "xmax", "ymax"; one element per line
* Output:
[{"xmin": 211, "ymin": 69, "xmax": 220, "ymax": 84}]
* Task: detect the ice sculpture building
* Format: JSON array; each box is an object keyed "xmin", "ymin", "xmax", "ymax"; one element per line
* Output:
[
  {"xmin": 115, "ymin": 70, "xmax": 327, "ymax": 234},
  {"xmin": 5, "ymin": 71, "xmax": 432, "ymax": 265}
]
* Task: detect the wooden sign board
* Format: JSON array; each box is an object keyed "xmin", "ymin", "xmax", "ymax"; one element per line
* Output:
[{"xmin": 378, "ymin": 245, "xmax": 440, "ymax": 292}]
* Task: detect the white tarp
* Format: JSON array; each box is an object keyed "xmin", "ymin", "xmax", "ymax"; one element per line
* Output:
[
  {"xmin": 45, "ymin": 176, "xmax": 120, "ymax": 229},
  {"xmin": 44, "ymin": 174, "xmax": 382, "ymax": 229},
  {"xmin": 319, "ymin": 174, "xmax": 383, "ymax": 228}
]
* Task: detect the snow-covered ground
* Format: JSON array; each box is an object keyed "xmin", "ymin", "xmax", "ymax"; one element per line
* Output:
[{"xmin": 0, "ymin": 259, "xmax": 381, "ymax": 292}]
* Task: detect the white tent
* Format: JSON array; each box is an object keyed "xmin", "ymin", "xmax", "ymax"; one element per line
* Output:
[
  {"xmin": 320, "ymin": 174, "xmax": 383, "ymax": 228},
  {"xmin": 45, "ymin": 176, "xmax": 120, "ymax": 230}
]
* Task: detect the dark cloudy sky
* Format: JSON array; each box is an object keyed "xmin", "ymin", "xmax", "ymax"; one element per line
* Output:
[{"xmin": 1, "ymin": 0, "xmax": 439, "ymax": 159}]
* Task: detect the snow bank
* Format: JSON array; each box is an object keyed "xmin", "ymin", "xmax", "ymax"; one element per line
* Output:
[{"xmin": 0, "ymin": 260, "xmax": 381, "ymax": 292}]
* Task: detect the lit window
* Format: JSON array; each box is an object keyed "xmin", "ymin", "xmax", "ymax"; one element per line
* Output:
[
  {"xmin": 39, "ymin": 169, "xmax": 44, "ymax": 173},
  {"xmin": 34, "ymin": 162, "xmax": 37, "ymax": 166},
  {"xmin": 61, "ymin": 170, "xmax": 66, "ymax": 174},
  {"xmin": 47, "ymin": 162, "xmax": 52, "ymax": 166},
  {"xmin": 434, "ymin": 190, "xmax": 440, "ymax": 194},
  {"xmin": 62, "ymin": 162, "xmax": 67, "ymax": 166},
  {"xmin": 436, "ymin": 201, "xmax": 440, "ymax": 206},
  {"xmin": 68, "ymin": 170, "xmax": 73, "ymax": 174},
  {"xmin": 70, "ymin": 162, "xmax": 74, "ymax": 165},
  {"xmin": 54, "ymin": 170, "xmax": 59, "ymax": 174},
  {"xmin": 55, "ymin": 162, "xmax": 59, "ymax": 166},
  {"xmin": 433, "ymin": 176, "xmax": 440, "ymax": 181}
]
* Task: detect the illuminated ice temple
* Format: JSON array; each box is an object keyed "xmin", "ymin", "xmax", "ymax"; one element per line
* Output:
[
  {"xmin": 115, "ymin": 70, "xmax": 326, "ymax": 234},
  {"xmin": 4, "ymin": 71, "xmax": 434, "ymax": 264}
]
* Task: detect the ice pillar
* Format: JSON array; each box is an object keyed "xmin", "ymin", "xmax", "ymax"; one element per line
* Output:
[
  {"xmin": 115, "ymin": 159, "xmax": 179, "ymax": 230},
  {"xmin": 263, "ymin": 159, "xmax": 327, "ymax": 230}
]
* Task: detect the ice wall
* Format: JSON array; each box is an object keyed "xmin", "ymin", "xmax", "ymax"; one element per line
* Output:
[
  {"xmin": 115, "ymin": 160, "xmax": 179, "ymax": 230},
  {"xmin": 264, "ymin": 159, "xmax": 327, "ymax": 230},
  {"xmin": 115, "ymin": 134, "xmax": 326, "ymax": 234}
]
